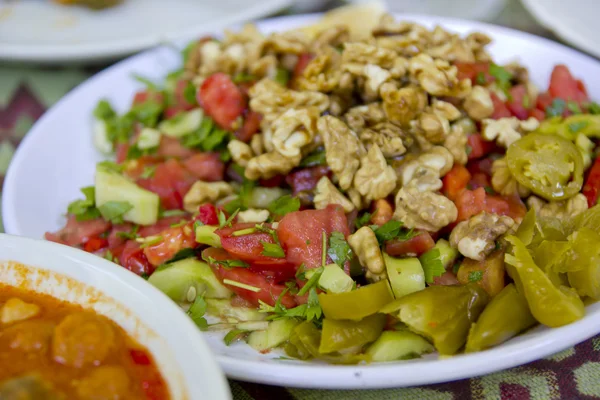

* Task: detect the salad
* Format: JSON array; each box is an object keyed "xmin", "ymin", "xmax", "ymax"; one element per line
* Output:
[{"xmin": 46, "ymin": 7, "xmax": 600, "ymax": 363}]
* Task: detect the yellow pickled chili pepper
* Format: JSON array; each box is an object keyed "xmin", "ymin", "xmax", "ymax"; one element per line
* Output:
[
  {"xmin": 504, "ymin": 235, "xmax": 585, "ymax": 328},
  {"xmin": 319, "ymin": 314, "xmax": 386, "ymax": 354},
  {"xmin": 565, "ymin": 228, "xmax": 600, "ymax": 299},
  {"xmin": 318, "ymin": 280, "xmax": 394, "ymax": 321}
]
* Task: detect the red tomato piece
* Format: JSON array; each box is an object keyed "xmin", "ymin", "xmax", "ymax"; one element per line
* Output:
[
  {"xmin": 286, "ymin": 166, "xmax": 332, "ymax": 195},
  {"xmin": 107, "ymin": 223, "xmax": 135, "ymax": 249},
  {"xmin": 83, "ymin": 236, "xmax": 108, "ymax": 253},
  {"xmin": 293, "ymin": 53, "xmax": 314, "ymax": 80},
  {"xmin": 196, "ymin": 204, "xmax": 219, "ymax": 226},
  {"xmin": 277, "ymin": 205, "xmax": 350, "ymax": 270},
  {"xmin": 259, "ymin": 175, "xmax": 285, "ymax": 188},
  {"xmin": 235, "ymin": 111, "xmax": 262, "ymax": 142},
  {"xmin": 182, "ymin": 152, "xmax": 224, "ymax": 181},
  {"xmin": 137, "ymin": 216, "xmax": 188, "ymax": 238},
  {"xmin": 115, "ymin": 143, "xmax": 130, "ymax": 164},
  {"xmin": 490, "ymin": 92, "xmax": 513, "ymax": 119},
  {"xmin": 454, "ymin": 61, "xmax": 494, "ymax": 84},
  {"xmin": 454, "ymin": 187, "xmax": 525, "ymax": 223},
  {"xmin": 454, "ymin": 187, "xmax": 487, "ymax": 222},
  {"xmin": 142, "ymin": 225, "xmax": 196, "ymax": 267},
  {"xmin": 442, "ymin": 165, "xmax": 471, "ymax": 201},
  {"xmin": 529, "ymin": 108, "xmax": 546, "ymax": 121},
  {"xmin": 132, "ymin": 91, "xmax": 164, "ymax": 106},
  {"xmin": 431, "ymin": 271, "xmax": 460, "ymax": 286},
  {"xmin": 467, "ymin": 157, "xmax": 495, "ymax": 177},
  {"xmin": 203, "ymin": 248, "xmax": 297, "ymax": 308},
  {"xmin": 536, "ymin": 91, "xmax": 553, "ymax": 112},
  {"xmin": 119, "ymin": 240, "xmax": 154, "ymax": 276},
  {"xmin": 173, "ymin": 79, "xmax": 197, "ymax": 110},
  {"xmin": 384, "ymin": 231, "xmax": 435, "ymax": 257},
  {"xmin": 467, "ymin": 134, "xmax": 497, "ymax": 160},
  {"xmin": 217, "ymin": 223, "xmax": 289, "ymax": 266},
  {"xmin": 198, "ymin": 73, "xmax": 246, "ymax": 130},
  {"xmin": 137, "ymin": 159, "xmax": 196, "ymax": 210},
  {"xmin": 468, "ymin": 172, "xmax": 491, "ymax": 191},
  {"xmin": 506, "ymin": 84, "xmax": 531, "ymax": 120},
  {"xmin": 583, "ymin": 156, "xmax": 600, "ymax": 207},
  {"xmin": 45, "ymin": 216, "xmax": 111, "ymax": 247},
  {"xmin": 156, "ymin": 136, "xmax": 196, "ymax": 159},
  {"xmin": 549, "ymin": 65, "xmax": 588, "ymax": 103}
]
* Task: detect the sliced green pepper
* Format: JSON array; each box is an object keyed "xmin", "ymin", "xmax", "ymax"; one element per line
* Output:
[
  {"xmin": 567, "ymin": 204, "xmax": 600, "ymax": 234},
  {"xmin": 557, "ymin": 114, "xmax": 600, "ymax": 139},
  {"xmin": 380, "ymin": 284, "xmax": 488, "ymax": 355},
  {"xmin": 506, "ymin": 133, "xmax": 584, "ymax": 200},
  {"xmin": 319, "ymin": 314, "xmax": 386, "ymax": 354},
  {"xmin": 465, "ymin": 283, "xmax": 536, "ymax": 352},
  {"xmin": 505, "ymin": 235, "xmax": 585, "ymax": 327},
  {"xmin": 532, "ymin": 240, "xmax": 571, "ymax": 287},
  {"xmin": 566, "ymin": 228, "xmax": 600, "ymax": 299},
  {"xmin": 319, "ymin": 280, "xmax": 394, "ymax": 321}
]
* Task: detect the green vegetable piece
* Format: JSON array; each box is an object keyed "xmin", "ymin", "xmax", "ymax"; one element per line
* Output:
[
  {"xmin": 187, "ymin": 295, "xmax": 208, "ymax": 330},
  {"xmin": 274, "ymin": 67, "xmax": 291, "ymax": 86},
  {"xmin": 92, "ymin": 119, "xmax": 113, "ymax": 154},
  {"xmin": 566, "ymin": 228, "xmax": 600, "ymax": 299},
  {"xmin": 148, "ymin": 258, "xmax": 231, "ymax": 302},
  {"xmin": 515, "ymin": 207, "xmax": 536, "ymax": 246},
  {"xmin": 489, "ymin": 64, "xmax": 513, "ymax": 93},
  {"xmin": 195, "ymin": 225, "xmax": 222, "ymax": 248},
  {"xmin": 318, "ymin": 264, "xmax": 354, "ymax": 294},
  {"xmin": 95, "ymin": 164, "xmax": 159, "ymax": 225},
  {"xmin": 419, "ymin": 248, "xmax": 446, "ymax": 284},
  {"xmin": 266, "ymin": 193, "xmax": 299, "ymax": 216},
  {"xmin": 158, "ymin": 109, "xmax": 204, "ymax": 138},
  {"xmin": 137, "ymin": 127, "xmax": 161, "ymax": 150},
  {"xmin": 261, "ymin": 242, "xmax": 285, "ymax": 258},
  {"xmin": 365, "ymin": 330, "xmax": 434, "ymax": 362},
  {"xmin": 97, "ymin": 201, "xmax": 133, "ymax": 224},
  {"xmin": 506, "ymin": 132, "xmax": 584, "ymax": 200},
  {"xmin": 318, "ymin": 280, "xmax": 394, "ymax": 321},
  {"xmin": 432, "ymin": 239, "xmax": 459, "ymax": 269},
  {"xmin": 557, "ymin": 114, "xmax": 600, "ymax": 139},
  {"xmin": 319, "ymin": 314, "xmax": 386, "ymax": 354},
  {"xmin": 465, "ymin": 283, "xmax": 536, "ymax": 352},
  {"xmin": 246, "ymin": 319, "xmax": 300, "ymax": 352},
  {"xmin": 235, "ymin": 321, "xmax": 269, "ymax": 331},
  {"xmin": 94, "ymin": 99, "xmax": 117, "ymax": 121},
  {"xmin": 206, "ymin": 299, "xmax": 265, "ymax": 322},
  {"xmin": 504, "ymin": 235, "xmax": 585, "ymax": 327},
  {"xmin": 327, "ymin": 232, "xmax": 353, "ymax": 268},
  {"xmin": 299, "ymin": 149, "xmax": 326, "ymax": 167},
  {"xmin": 67, "ymin": 186, "xmax": 101, "ymax": 221},
  {"xmin": 247, "ymin": 330, "xmax": 269, "ymax": 351},
  {"xmin": 380, "ymin": 284, "xmax": 489, "ymax": 355},
  {"xmin": 568, "ymin": 204, "xmax": 600, "ymax": 234},
  {"xmin": 383, "ymin": 253, "xmax": 425, "ymax": 299}
]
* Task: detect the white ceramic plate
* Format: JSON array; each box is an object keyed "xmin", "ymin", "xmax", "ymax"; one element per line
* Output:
[
  {"xmin": 0, "ymin": 0, "xmax": 291, "ymax": 63},
  {"xmin": 521, "ymin": 0, "xmax": 600, "ymax": 59},
  {"xmin": 0, "ymin": 233, "xmax": 231, "ymax": 400},
  {"xmin": 4, "ymin": 14, "xmax": 600, "ymax": 389}
]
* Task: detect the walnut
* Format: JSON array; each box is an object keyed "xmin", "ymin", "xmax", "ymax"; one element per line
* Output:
[
  {"xmin": 527, "ymin": 194, "xmax": 589, "ymax": 221},
  {"xmin": 318, "ymin": 115, "xmax": 364, "ymax": 190},
  {"xmin": 348, "ymin": 227, "xmax": 386, "ymax": 282},
  {"xmin": 381, "ymin": 83, "xmax": 428, "ymax": 127},
  {"xmin": 341, "ymin": 42, "xmax": 397, "ymax": 69},
  {"xmin": 228, "ymin": 139, "xmax": 253, "ymax": 167},
  {"xmin": 362, "ymin": 64, "xmax": 392, "ymax": 96},
  {"xmin": 244, "ymin": 151, "xmax": 301, "ymax": 181},
  {"xmin": 314, "ymin": 176, "xmax": 355, "ymax": 213},
  {"xmin": 491, "ymin": 157, "xmax": 531, "ymax": 197},
  {"xmin": 397, "ymin": 146, "xmax": 452, "ymax": 191},
  {"xmin": 418, "ymin": 110, "xmax": 450, "ymax": 144},
  {"xmin": 481, "ymin": 117, "xmax": 539, "ymax": 148},
  {"xmin": 416, "ymin": 146, "xmax": 454, "ymax": 178},
  {"xmin": 262, "ymin": 31, "xmax": 309, "ymax": 54},
  {"xmin": 353, "ymin": 144, "xmax": 397, "ymax": 203},
  {"xmin": 408, "ymin": 54, "xmax": 471, "ymax": 98},
  {"xmin": 432, "ymin": 100, "xmax": 462, "ymax": 121},
  {"xmin": 444, "ymin": 124, "xmax": 469, "ymax": 165},
  {"xmin": 347, "ymin": 188, "xmax": 365, "ymax": 210},
  {"xmin": 359, "ymin": 122, "xmax": 407, "ymax": 158},
  {"xmin": 270, "ymin": 107, "xmax": 319, "ymax": 158},
  {"xmin": 237, "ymin": 209, "xmax": 270, "ymax": 223},
  {"xmin": 464, "ymin": 86, "xmax": 494, "ymax": 121},
  {"xmin": 344, "ymin": 102, "xmax": 386, "ymax": 133},
  {"xmin": 250, "ymin": 133, "xmax": 265, "ymax": 156},
  {"xmin": 183, "ymin": 181, "xmax": 234, "ymax": 213},
  {"xmin": 1, "ymin": 298, "xmax": 41, "ymax": 325},
  {"xmin": 296, "ymin": 49, "xmax": 341, "ymax": 93},
  {"xmin": 394, "ymin": 186, "xmax": 458, "ymax": 231},
  {"xmin": 449, "ymin": 212, "xmax": 515, "ymax": 261},
  {"xmin": 311, "ymin": 25, "xmax": 349, "ymax": 52}
]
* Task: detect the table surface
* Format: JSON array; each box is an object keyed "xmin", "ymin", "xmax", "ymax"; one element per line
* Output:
[{"xmin": 1, "ymin": 0, "xmax": 600, "ymax": 398}]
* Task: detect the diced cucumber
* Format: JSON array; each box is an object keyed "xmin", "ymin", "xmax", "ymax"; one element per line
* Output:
[
  {"xmin": 137, "ymin": 127, "xmax": 161, "ymax": 150},
  {"xmin": 92, "ymin": 119, "xmax": 113, "ymax": 154},
  {"xmin": 247, "ymin": 187, "xmax": 290, "ymax": 209},
  {"xmin": 319, "ymin": 264, "xmax": 354, "ymax": 293},
  {"xmin": 236, "ymin": 321, "xmax": 269, "ymax": 331},
  {"xmin": 247, "ymin": 330, "xmax": 269, "ymax": 352},
  {"xmin": 148, "ymin": 258, "xmax": 231, "ymax": 302},
  {"xmin": 206, "ymin": 299, "xmax": 266, "ymax": 322},
  {"xmin": 383, "ymin": 253, "xmax": 425, "ymax": 299},
  {"xmin": 195, "ymin": 224, "xmax": 222, "ymax": 248},
  {"xmin": 159, "ymin": 108, "xmax": 203, "ymax": 138},
  {"xmin": 246, "ymin": 319, "xmax": 300, "ymax": 352},
  {"xmin": 95, "ymin": 165, "xmax": 159, "ymax": 225},
  {"xmin": 432, "ymin": 239, "xmax": 458, "ymax": 269},
  {"xmin": 366, "ymin": 330, "xmax": 434, "ymax": 362}
]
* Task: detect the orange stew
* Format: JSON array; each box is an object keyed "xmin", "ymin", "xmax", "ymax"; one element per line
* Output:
[{"xmin": 0, "ymin": 284, "xmax": 169, "ymax": 400}]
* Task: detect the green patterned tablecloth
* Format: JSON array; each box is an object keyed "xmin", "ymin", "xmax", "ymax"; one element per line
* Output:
[{"xmin": 2, "ymin": 0, "xmax": 600, "ymax": 398}]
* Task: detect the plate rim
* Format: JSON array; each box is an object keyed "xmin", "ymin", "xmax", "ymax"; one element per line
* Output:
[
  {"xmin": 0, "ymin": 0, "xmax": 293, "ymax": 63},
  {"xmin": 4, "ymin": 12, "xmax": 600, "ymax": 389}
]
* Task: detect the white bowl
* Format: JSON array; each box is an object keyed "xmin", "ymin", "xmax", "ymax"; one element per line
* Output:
[
  {"xmin": 0, "ymin": 233, "xmax": 231, "ymax": 400},
  {"xmin": 4, "ymin": 13, "xmax": 600, "ymax": 389}
]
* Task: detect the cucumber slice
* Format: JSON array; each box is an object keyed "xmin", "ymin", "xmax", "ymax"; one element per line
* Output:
[
  {"xmin": 195, "ymin": 225, "xmax": 222, "ymax": 248},
  {"xmin": 159, "ymin": 109, "xmax": 203, "ymax": 138},
  {"xmin": 206, "ymin": 299, "xmax": 266, "ymax": 322},
  {"xmin": 95, "ymin": 165, "xmax": 159, "ymax": 225},
  {"xmin": 92, "ymin": 119, "xmax": 113, "ymax": 154},
  {"xmin": 432, "ymin": 239, "xmax": 459, "ymax": 269},
  {"xmin": 383, "ymin": 253, "xmax": 425, "ymax": 299},
  {"xmin": 319, "ymin": 264, "xmax": 354, "ymax": 293},
  {"xmin": 236, "ymin": 321, "xmax": 269, "ymax": 331},
  {"xmin": 246, "ymin": 319, "xmax": 300, "ymax": 352},
  {"xmin": 247, "ymin": 187, "xmax": 290, "ymax": 209},
  {"xmin": 148, "ymin": 258, "xmax": 231, "ymax": 302},
  {"xmin": 247, "ymin": 330, "xmax": 269, "ymax": 352},
  {"xmin": 366, "ymin": 330, "xmax": 434, "ymax": 362},
  {"xmin": 137, "ymin": 127, "xmax": 161, "ymax": 150}
]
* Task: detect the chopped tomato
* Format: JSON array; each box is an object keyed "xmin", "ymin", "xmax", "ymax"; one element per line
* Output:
[
  {"xmin": 467, "ymin": 134, "xmax": 497, "ymax": 160},
  {"xmin": 137, "ymin": 159, "xmax": 196, "ymax": 210},
  {"xmin": 203, "ymin": 248, "xmax": 297, "ymax": 308},
  {"xmin": 385, "ymin": 232, "xmax": 435, "ymax": 257},
  {"xmin": 467, "ymin": 157, "xmax": 495, "ymax": 177},
  {"xmin": 431, "ymin": 271, "xmax": 460, "ymax": 286},
  {"xmin": 454, "ymin": 61, "xmax": 494, "ymax": 84},
  {"xmin": 198, "ymin": 73, "xmax": 246, "ymax": 130},
  {"xmin": 260, "ymin": 175, "xmax": 286, "ymax": 188},
  {"xmin": 137, "ymin": 216, "xmax": 188, "ymax": 237},
  {"xmin": 277, "ymin": 205, "xmax": 350, "ymax": 270},
  {"xmin": 132, "ymin": 91, "xmax": 164, "ymax": 106},
  {"xmin": 454, "ymin": 187, "xmax": 486, "ymax": 222},
  {"xmin": 454, "ymin": 187, "xmax": 526, "ymax": 223},
  {"xmin": 235, "ymin": 111, "xmax": 262, "ymax": 142},
  {"xmin": 196, "ymin": 204, "xmax": 219, "ymax": 226},
  {"xmin": 173, "ymin": 79, "xmax": 197, "ymax": 111},
  {"xmin": 442, "ymin": 165, "xmax": 471, "ymax": 200},
  {"xmin": 45, "ymin": 216, "xmax": 111, "ymax": 247},
  {"xmin": 119, "ymin": 240, "xmax": 153, "ymax": 276},
  {"xmin": 583, "ymin": 156, "xmax": 600, "ymax": 207},
  {"xmin": 468, "ymin": 172, "xmax": 491, "ymax": 191},
  {"xmin": 107, "ymin": 223, "xmax": 135, "ymax": 249},
  {"xmin": 182, "ymin": 152, "xmax": 224, "ymax": 181},
  {"xmin": 549, "ymin": 65, "xmax": 588, "ymax": 103},
  {"xmin": 83, "ymin": 236, "xmax": 108, "ymax": 253},
  {"xmin": 142, "ymin": 224, "xmax": 196, "ymax": 267},
  {"xmin": 156, "ymin": 136, "xmax": 196, "ymax": 159},
  {"xmin": 490, "ymin": 92, "xmax": 513, "ymax": 119},
  {"xmin": 506, "ymin": 84, "xmax": 531, "ymax": 120},
  {"xmin": 216, "ymin": 223, "xmax": 290, "ymax": 267},
  {"xmin": 536, "ymin": 91, "xmax": 553, "ymax": 112},
  {"xmin": 529, "ymin": 108, "xmax": 546, "ymax": 121},
  {"xmin": 286, "ymin": 166, "xmax": 332, "ymax": 195},
  {"xmin": 115, "ymin": 143, "xmax": 130, "ymax": 164},
  {"xmin": 293, "ymin": 53, "xmax": 314, "ymax": 80}
]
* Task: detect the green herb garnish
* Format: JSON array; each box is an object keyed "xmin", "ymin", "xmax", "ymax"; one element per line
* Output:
[
  {"xmin": 97, "ymin": 201, "xmax": 133, "ymax": 224},
  {"xmin": 468, "ymin": 270, "xmax": 484, "ymax": 282},
  {"xmin": 268, "ymin": 195, "xmax": 300, "ymax": 218},
  {"xmin": 326, "ymin": 232, "xmax": 353, "ymax": 268},
  {"xmin": 187, "ymin": 295, "xmax": 208, "ymax": 330}
]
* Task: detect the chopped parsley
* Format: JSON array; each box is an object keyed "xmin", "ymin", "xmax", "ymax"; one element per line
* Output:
[
  {"xmin": 204, "ymin": 256, "xmax": 249, "ymax": 269},
  {"xmin": 274, "ymin": 67, "xmax": 291, "ymax": 86},
  {"xmin": 137, "ymin": 235, "xmax": 163, "ymax": 249},
  {"xmin": 218, "ymin": 208, "xmax": 239, "ymax": 228},
  {"xmin": 546, "ymin": 98, "xmax": 567, "ymax": 118},
  {"xmin": 104, "ymin": 250, "xmax": 117, "ymax": 263},
  {"xmin": 258, "ymin": 286, "xmax": 322, "ymax": 322},
  {"xmin": 97, "ymin": 161, "xmax": 123, "ymax": 173},
  {"xmin": 419, "ymin": 248, "xmax": 446, "ymax": 284},
  {"xmin": 465, "ymin": 145, "xmax": 473, "ymax": 156},
  {"xmin": 489, "ymin": 64, "xmax": 513, "ymax": 93},
  {"xmin": 475, "ymin": 72, "xmax": 487, "ymax": 85},
  {"xmin": 232, "ymin": 72, "xmax": 256, "ymax": 84},
  {"xmin": 132, "ymin": 74, "xmax": 160, "ymax": 91},
  {"xmin": 181, "ymin": 116, "xmax": 229, "ymax": 152},
  {"xmin": 261, "ymin": 241, "xmax": 285, "ymax": 258},
  {"xmin": 268, "ymin": 195, "xmax": 300, "ymax": 218},
  {"xmin": 67, "ymin": 186, "xmax": 101, "ymax": 221},
  {"xmin": 299, "ymin": 149, "xmax": 326, "ymax": 167},
  {"xmin": 327, "ymin": 232, "xmax": 353, "ymax": 268},
  {"xmin": 588, "ymin": 102, "xmax": 600, "ymax": 115},
  {"xmin": 484, "ymin": 186, "xmax": 495, "ymax": 195},
  {"xmin": 452, "ymin": 260, "xmax": 461, "ymax": 275},
  {"xmin": 160, "ymin": 209, "xmax": 187, "ymax": 218},
  {"xmin": 140, "ymin": 165, "xmax": 156, "ymax": 179},
  {"xmin": 305, "ymin": 288, "xmax": 322, "ymax": 322},
  {"xmin": 93, "ymin": 100, "xmax": 117, "ymax": 121},
  {"xmin": 97, "ymin": 201, "xmax": 133, "ymax": 224},
  {"xmin": 116, "ymin": 225, "xmax": 139, "ymax": 240},
  {"xmin": 187, "ymin": 295, "xmax": 208, "ymax": 330},
  {"xmin": 183, "ymin": 81, "xmax": 198, "ymax": 105},
  {"xmin": 567, "ymin": 101, "xmax": 582, "ymax": 114},
  {"xmin": 568, "ymin": 120, "xmax": 588, "ymax": 133},
  {"xmin": 297, "ymin": 267, "xmax": 324, "ymax": 296},
  {"xmin": 370, "ymin": 220, "xmax": 416, "ymax": 244},
  {"xmin": 468, "ymin": 270, "xmax": 484, "ymax": 282},
  {"xmin": 355, "ymin": 212, "xmax": 372, "ymax": 229}
]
